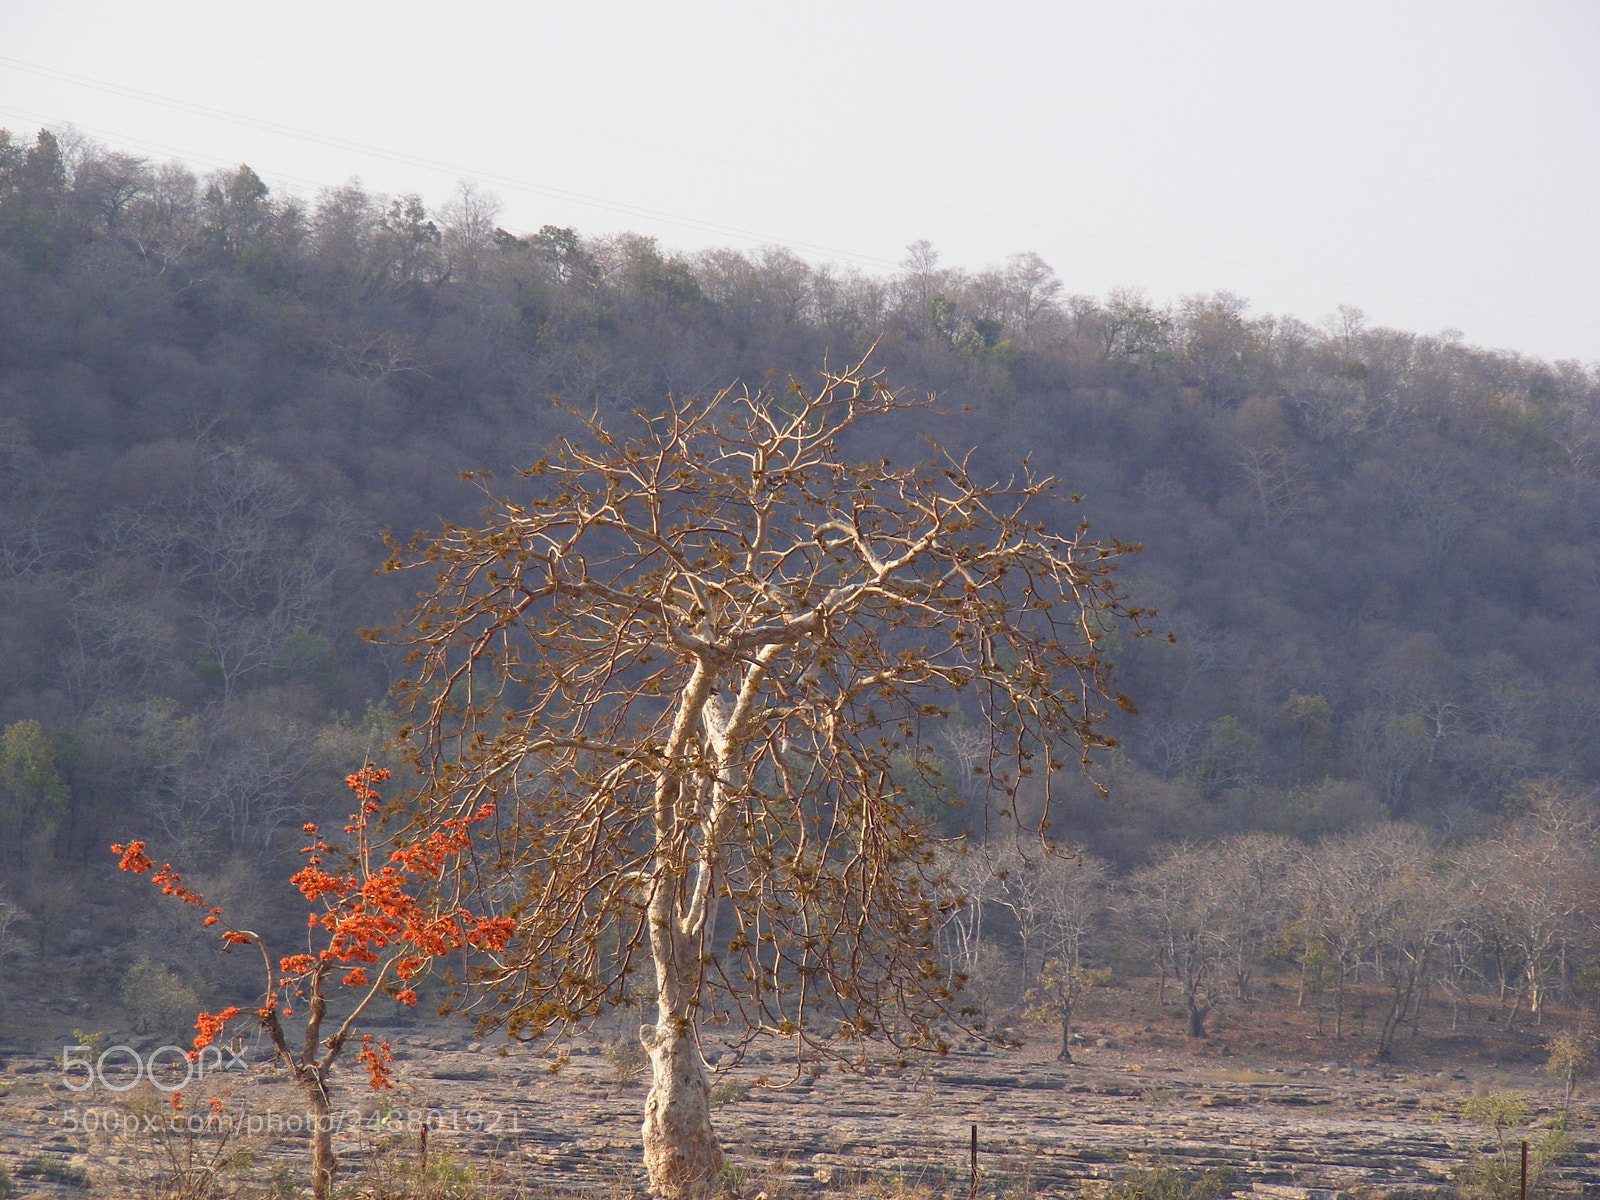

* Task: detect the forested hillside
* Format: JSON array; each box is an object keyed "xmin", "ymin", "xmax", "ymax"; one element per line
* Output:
[{"xmin": 3, "ymin": 127, "xmax": 1599, "ymax": 1030}]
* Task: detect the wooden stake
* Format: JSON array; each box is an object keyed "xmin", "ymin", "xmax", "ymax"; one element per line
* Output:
[{"xmin": 969, "ymin": 1123, "xmax": 978, "ymax": 1199}]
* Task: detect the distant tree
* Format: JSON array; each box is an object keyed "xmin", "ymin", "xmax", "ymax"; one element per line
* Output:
[
  {"xmin": 439, "ymin": 181, "xmax": 501, "ymax": 288},
  {"xmin": 993, "ymin": 841, "xmax": 1109, "ymax": 981},
  {"xmin": 1544, "ymin": 1029, "xmax": 1589, "ymax": 1108},
  {"xmin": 530, "ymin": 224, "xmax": 589, "ymax": 285},
  {"xmin": 200, "ymin": 163, "xmax": 271, "ymax": 258},
  {"xmin": 384, "ymin": 357, "xmax": 1147, "ymax": 1197},
  {"xmin": 0, "ymin": 896, "xmax": 28, "ymax": 971},
  {"xmin": 71, "ymin": 150, "xmax": 149, "ymax": 236},
  {"xmin": 1462, "ymin": 786, "xmax": 1598, "ymax": 1028},
  {"xmin": 1125, "ymin": 843, "xmax": 1229, "ymax": 1037},
  {"xmin": 376, "ymin": 193, "xmax": 442, "ymax": 288},
  {"xmin": 1195, "ymin": 715, "xmax": 1257, "ymax": 801},
  {"xmin": 1096, "ymin": 287, "xmax": 1173, "ymax": 362},
  {"xmin": 1024, "ymin": 958, "xmax": 1111, "ymax": 1061},
  {"xmin": 967, "ymin": 252, "xmax": 1063, "ymax": 347},
  {"xmin": 1181, "ymin": 290, "xmax": 1258, "ymax": 407},
  {"xmin": 1295, "ymin": 823, "xmax": 1447, "ymax": 1054},
  {"xmin": 1367, "ymin": 833, "xmax": 1452, "ymax": 1059},
  {"xmin": 0, "ymin": 718, "xmax": 68, "ymax": 813},
  {"xmin": 118, "ymin": 955, "xmax": 200, "ymax": 1034},
  {"xmin": 1282, "ymin": 692, "xmax": 1335, "ymax": 784},
  {"xmin": 896, "ymin": 239, "xmax": 955, "ymax": 319},
  {"xmin": 933, "ymin": 846, "xmax": 1001, "ymax": 983},
  {"xmin": 1235, "ymin": 445, "xmax": 1317, "ymax": 529},
  {"xmin": 621, "ymin": 235, "xmax": 703, "ymax": 307},
  {"xmin": 0, "ymin": 129, "xmax": 69, "ymax": 267},
  {"xmin": 0, "ymin": 719, "xmax": 68, "ymax": 860},
  {"xmin": 1209, "ymin": 833, "xmax": 1296, "ymax": 1002},
  {"xmin": 89, "ymin": 444, "xmax": 348, "ymax": 703}
]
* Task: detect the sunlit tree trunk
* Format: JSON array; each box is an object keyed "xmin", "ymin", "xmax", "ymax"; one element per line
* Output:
[
  {"xmin": 640, "ymin": 1003, "xmax": 720, "ymax": 1197},
  {"xmin": 638, "ymin": 675, "xmax": 751, "ymax": 1197},
  {"xmin": 302, "ymin": 1079, "xmax": 337, "ymax": 1200}
]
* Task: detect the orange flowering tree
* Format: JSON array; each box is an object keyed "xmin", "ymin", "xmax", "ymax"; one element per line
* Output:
[{"xmin": 113, "ymin": 764, "xmax": 514, "ymax": 1200}]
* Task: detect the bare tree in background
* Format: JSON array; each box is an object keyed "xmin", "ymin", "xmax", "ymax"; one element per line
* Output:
[
  {"xmin": 1210, "ymin": 833, "xmax": 1297, "ymax": 1002},
  {"xmin": 1125, "ymin": 843, "xmax": 1229, "ymax": 1038},
  {"xmin": 1462, "ymin": 786, "xmax": 1598, "ymax": 1028},
  {"xmin": 993, "ymin": 841, "xmax": 1109, "ymax": 982}
]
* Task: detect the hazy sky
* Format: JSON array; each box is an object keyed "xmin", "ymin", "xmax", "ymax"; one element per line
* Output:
[{"xmin": 4, "ymin": 0, "xmax": 1598, "ymax": 362}]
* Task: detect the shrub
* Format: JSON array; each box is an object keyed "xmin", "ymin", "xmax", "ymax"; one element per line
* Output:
[
  {"xmin": 1456, "ymin": 1093, "xmax": 1573, "ymax": 1200},
  {"xmin": 604, "ymin": 1038, "xmax": 648, "ymax": 1087},
  {"xmin": 710, "ymin": 1079, "xmax": 750, "ymax": 1105},
  {"xmin": 1101, "ymin": 1164, "xmax": 1238, "ymax": 1200},
  {"xmin": 1543, "ymin": 1030, "xmax": 1590, "ymax": 1107},
  {"xmin": 118, "ymin": 957, "xmax": 201, "ymax": 1035}
]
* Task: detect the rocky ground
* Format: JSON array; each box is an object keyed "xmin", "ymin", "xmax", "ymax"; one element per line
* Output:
[{"xmin": 2, "ymin": 977, "xmax": 1597, "ymax": 1198}]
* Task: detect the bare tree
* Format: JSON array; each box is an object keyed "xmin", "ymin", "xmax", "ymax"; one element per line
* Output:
[
  {"xmin": 93, "ymin": 444, "xmax": 349, "ymax": 702},
  {"xmin": 70, "ymin": 149, "xmax": 150, "ymax": 236},
  {"xmin": 1210, "ymin": 833, "xmax": 1297, "ymax": 1002},
  {"xmin": 1295, "ymin": 823, "xmax": 1447, "ymax": 1053},
  {"xmin": 1125, "ymin": 843, "xmax": 1229, "ymax": 1038},
  {"xmin": 1461, "ymin": 786, "xmax": 1598, "ymax": 1028},
  {"xmin": 1141, "ymin": 717, "xmax": 1204, "ymax": 780},
  {"xmin": 1364, "ymin": 829, "xmax": 1452, "ymax": 1059},
  {"xmin": 1012, "ymin": 844, "xmax": 1111, "ymax": 1061},
  {"xmin": 384, "ymin": 357, "xmax": 1147, "ymax": 1197},
  {"xmin": 992, "ymin": 841, "xmax": 1109, "ymax": 981},
  {"xmin": 439, "ymin": 181, "xmax": 501, "ymax": 286},
  {"xmin": 1234, "ymin": 445, "xmax": 1318, "ymax": 528},
  {"xmin": 1034, "ymin": 848, "xmax": 1110, "ymax": 971},
  {"xmin": 117, "ymin": 697, "xmax": 315, "ymax": 854},
  {"xmin": 937, "ymin": 722, "xmax": 992, "ymax": 811},
  {"xmin": 966, "ymin": 252, "xmax": 1064, "ymax": 347},
  {"xmin": 933, "ymin": 846, "xmax": 1001, "ymax": 982}
]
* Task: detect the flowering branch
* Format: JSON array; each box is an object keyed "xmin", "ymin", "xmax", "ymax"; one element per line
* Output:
[{"xmin": 112, "ymin": 763, "xmax": 515, "ymax": 1199}]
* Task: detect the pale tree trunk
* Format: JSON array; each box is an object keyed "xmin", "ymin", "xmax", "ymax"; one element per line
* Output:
[
  {"xmin": 641, "ymin": 859, "xmax": 724, "ymax": 1197},
  {"xmin": 640, "ymin": 1010, "xmax": 720, "ymax": 1198},
  {"xmin": 639, "ymin": 670, "xmax": 768, "ymax": 1198}
]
